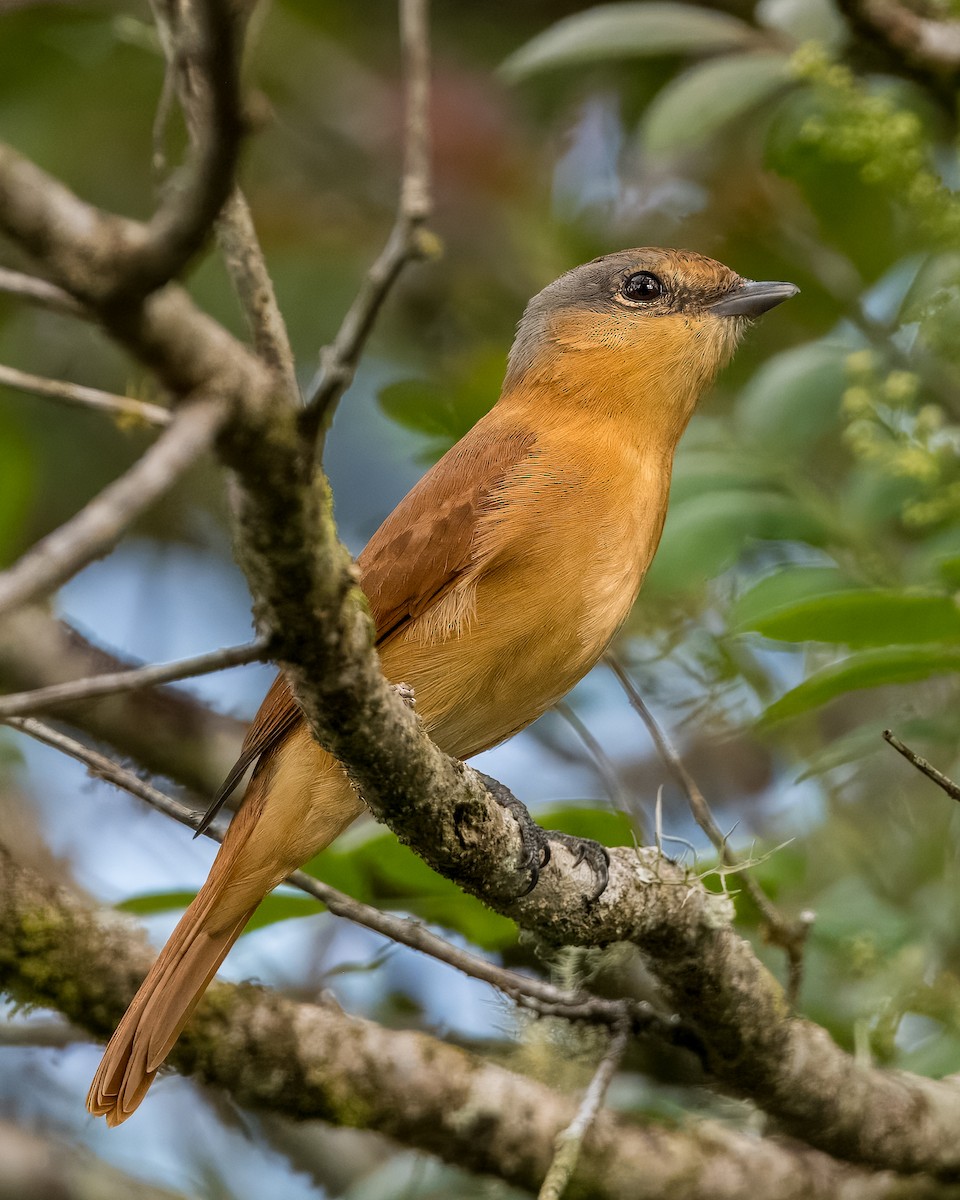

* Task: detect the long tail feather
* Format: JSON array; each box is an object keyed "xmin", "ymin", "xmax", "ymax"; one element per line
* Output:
[
  {"xmin": 86, "ymin": 878, "xmax": 255, "ymax": 1125},
  {"xmin": 88, "ymin": 725, "xmax": 365, "ymax": 1125}
]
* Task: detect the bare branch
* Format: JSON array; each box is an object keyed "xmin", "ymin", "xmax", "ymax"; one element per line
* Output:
[
  {"xmin": 554, "ymin": 700, "xmax": 645, "ymax": 840},
  {"xmin": 883, "ymin": 729, "xmax": 960, "ymax": 802},
  {"xmin": 150, "ymin": 0, "xmax": 299, "ymax": 402},
  {"xmin": 216, "ymin": 189, "xmax": 300, "ymax": 402},
  {"xmin": 0, "ymin": 395, "xmax": 227, "ymax": 620},
  {"xmin": 537, "ymin": 1019, "xmax": 630, "ymax": 1200},
  {"xmin": 301, "ymin": 0, "xmax": 435, "ymax": 446},
  {"xmin": 0, "ymin": 607, "xmax": 242, "ymax": 794},
  {"xmin": 0, "ymin": 267, "xmax": 84, "ymax": 317},
  {"xmin": 0, "ymin": 3, "xmax": 241, "ymax": 310},
  {"xmin": 838, "ymin": 0, "xmax": 960, "ymax": 70},
  {"xmin": 108, "ymin": 0, "xmax": 244, "ymax": 304},
  {"xmin": 606, "ymin": 654, "xmax": 812, "ymax": 1005},
  {"xmin": 0, "ymin": 637, "xmax": 269, "ymax": 718},
  {"xmin": 0, "ymin": 362, "xmax": 170, "ymax": 426}
]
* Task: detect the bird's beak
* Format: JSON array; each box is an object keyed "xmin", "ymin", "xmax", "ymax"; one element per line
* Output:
[{"xmin": 708, "ymin": 279, "xmax": 799, "ymax": 318}]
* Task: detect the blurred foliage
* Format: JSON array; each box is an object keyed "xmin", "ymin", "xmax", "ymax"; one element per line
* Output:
[{"xmin": 3, "ymin": 0, "xmax": 960, "ymax": 1195}]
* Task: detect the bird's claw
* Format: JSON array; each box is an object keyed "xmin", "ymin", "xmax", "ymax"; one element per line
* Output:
[
  {"xmin": 476, "ymin": 772, "xmax": 551, "ymax": 897},
  {"xmin": 544, "ymin": 831, "xmax": 610, "ymax": 902},
  {"xmin": 475, "ymin": 772, "xmax": 609, "ymax": 901}
]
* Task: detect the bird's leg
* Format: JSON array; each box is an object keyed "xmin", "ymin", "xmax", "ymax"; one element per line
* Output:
[
  {"xmin": 474, "ymin": 771, "xmax": 551, "ymax": 896},
  {"xmin": 473, "ymin": 771, "xmax": 609, "ymax": 901}
]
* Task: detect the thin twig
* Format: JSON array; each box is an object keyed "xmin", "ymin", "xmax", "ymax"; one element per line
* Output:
[
  {"xmin": 606, "ymin": 654, "xmax": 812, "ymax": 1006},
  {"xmin": 0, "ymin": 607, "xmax": 243, "ymax": 795},
  {"xmin": 301, "ymin": 0, "xmax": 434, "ymax": 447},
  {"xmin": 839, "ymin": 0, "xmax": 960, "ymax": 70},
  {"xmin": 216, "ymin": 189, "xmax": 300, "ymax": 402},
  {"xmin": 0, "ymin": 362, "xmax": 171, "ymax": 426},
  {"xmin": 0, "ymin": 637, "xmax": 269, "ymax": 718},
  {"xmin": 150, "ymin": 0, "xmax": 299, "ymax": 402},
  {"xmin": 883, "ymin": 729, "xmax": 960, "ymax": 802},
  {"xmin": 103, "ymin": 0, "xmax": 243, "ymax": 305},
  {"xmin": 2, "ymin": 716, "xmax": 689, "ymax": 1049},
  {"xmin": 537, "ymin": 1018, "xmax": 630, "ymax": 1200},
  {"xmin": 554, "ymin": 700, "xmax": 645, "ymax": 840},
  {"xmin": 0, "ymin": 267, "xmax": 85, "ymax": 317},
  {"xmin": 0, "ymin": 395, "xmax": 226, "ymax": 620}
]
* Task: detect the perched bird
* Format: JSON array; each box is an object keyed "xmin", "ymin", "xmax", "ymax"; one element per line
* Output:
[{"xmin": 88, "ymin": 248, "xmax": 796, "ymax": 1124}]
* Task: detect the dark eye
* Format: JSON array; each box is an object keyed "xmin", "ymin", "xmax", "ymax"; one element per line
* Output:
[{"xmin": 620, "ymin": 271, "xmax": 664, "ymax": 304}]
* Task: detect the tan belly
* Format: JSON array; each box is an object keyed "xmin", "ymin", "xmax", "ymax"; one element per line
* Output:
[{"xmin": 378, "ymin": 535, "xmax": 645, "ymax": 761}]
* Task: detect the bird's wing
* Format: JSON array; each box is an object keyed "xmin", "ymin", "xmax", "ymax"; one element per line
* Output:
[
  {"xmin": 358, "ymin": 423, "xmax": 536, "ymax": 643},
  {"xmin": 198, "ymin": 420, "xmax": 536, "ymax": 832}
]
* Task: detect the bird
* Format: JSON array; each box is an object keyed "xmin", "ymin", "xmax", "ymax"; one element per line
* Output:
[{"xmin": 87, "ymin": 247, "xmax": 797, "ymax": 1124}]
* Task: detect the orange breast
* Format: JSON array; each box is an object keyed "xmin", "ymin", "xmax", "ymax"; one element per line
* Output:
[{"xmin": 377, "ymin": 420, "xmax": 673, "ymax": 760}]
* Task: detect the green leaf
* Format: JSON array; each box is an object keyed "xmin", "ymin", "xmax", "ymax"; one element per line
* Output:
[
  {"xmin": 500, "ymin": 3, "xmax": 759, "ymax": 81},
  {"xmin": 936, "ymin": 554, "xmax": 960, "ymax": 589},
  {"xmin": 400, "ymin": 895, "xmax": 517, "ymax": 950},
  {"xmin": 743, "ymin": 589, "xmax": 960, "ymax": 647},
  {"xmin": 378, "ymin": 356, "xmax": 498, "ymax": 458},
  {"xmin": 310, "ymin": 833, "xmax": 519, "ymax": 950},
  {"xmin": 378, "ymin": 380, "xmax": 458, "ymax": 440},
  {"xmin": 729, "ymin": 566, "xmax": 856, "ymax": 631},
  {"xmin": 645, "ymin": 489, "xmax": 824, "ymax": 594},
  {"xmin": 116, "ymin": 888, "xmax": 322, "ymax": 934},
  {"xmin": 642, "ymin": 51, "xmax": 791, "ymax": 155},
  {"xmin": 0, "ymin": 412, "xmax": 35, "ymax": 566},
  {"xmin": 537, "ymin": 804, "xmax": 636, "ymax": 846},
  {"xmin": 117, "ymin": 889, "xmax": 196, "ymax": 917},
  {"xmin": 761, "ymin": 646, "xmax": 960, "ymax": 724},
  {"xmin": 668, "ymin": 447, "xmax": 775, "ymax": 505},
  {"xmin": 736, "ymin": 342, "xmax": 847, "ymax": 452}
]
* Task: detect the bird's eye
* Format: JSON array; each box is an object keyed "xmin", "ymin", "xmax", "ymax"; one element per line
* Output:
[{"xmin": 620, "ymin": 271, "xmax": 664, "ymax": 303}]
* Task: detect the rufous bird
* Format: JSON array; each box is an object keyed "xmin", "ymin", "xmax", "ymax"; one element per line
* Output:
[{"xmin": 88, "ymin": 247, "xmax": 797, "ymax": 1124}]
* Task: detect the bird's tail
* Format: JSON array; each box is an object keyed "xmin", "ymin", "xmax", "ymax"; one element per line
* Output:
[
  {"xmin": 87, "ymin": 726, "xmax": 365, "ymax": 1125},
  {"xmin": 86, "ymin": 878, "xmax": 256, "ymax": 1125}
]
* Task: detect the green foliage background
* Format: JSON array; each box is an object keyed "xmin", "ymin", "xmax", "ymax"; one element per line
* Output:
[{"xmin": 2, "ymin": 1, "xmax": 960, "ymax": 1196}]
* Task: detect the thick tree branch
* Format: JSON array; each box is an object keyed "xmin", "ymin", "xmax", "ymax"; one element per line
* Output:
[
  {"xmin": 0, "ymin": 845, "xmax": 952, "ymax": 1200},
  {"xmin": 0, "ymin": 362, "xmax": 171, "ymax": 426},
  {"xmin": 538, "ymin": 1019, "xmax": 630, "ymax": 1200},
  {"xmin": 0, "ymin": 394, "xmax": 227, "ymax": 620},
  {"xmin": 0, "ymin": 1121, "xmax": 189, "ymax": 1200},
  {"xmin": 6, "ymin": 716, "xmax": 690, "ymax": 1047}
]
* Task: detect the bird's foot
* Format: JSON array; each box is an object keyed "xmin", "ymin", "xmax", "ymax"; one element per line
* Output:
[
  {"xmin": 475, "ymin": 772, "xmax": 610, "ymax": 901},
  {"xmin": 544, "ymin": 831, "xmax": 610, "ymax": 902},
  {"xmin": 475, "ymin": 771, "xmax": 551, "ymax": 897}
]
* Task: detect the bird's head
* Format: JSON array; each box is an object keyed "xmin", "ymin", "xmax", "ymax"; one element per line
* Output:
[{"xmin": 504, "ymin": 248, "xmax": 797, "ymax": 441}]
